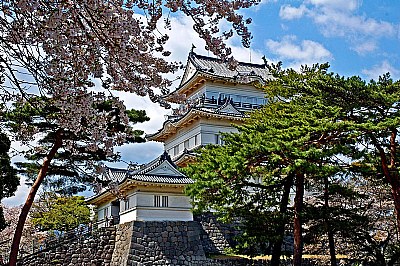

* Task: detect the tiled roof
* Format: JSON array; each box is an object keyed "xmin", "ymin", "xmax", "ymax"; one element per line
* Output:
[
  {"xmin": 128, "ymin": 175, "xmax": 193, "ymax": 184},
  {"xmin": 188, "ymin": 52, "xmax": 271, "ymax": 82},
  {"xmin": 107, "ymin": 168, "xmax": 128, "ymax": 182},
  {"xmin": 106, "ymin": 152, "xmax": 192, "ymax": 185},
  {"xmin": 165, "ymin": 52, "xmax": 271, "ymax": 104},
  {"xmin": 146, "ymin": 107, "xmax": 245, "ymax": 141}
]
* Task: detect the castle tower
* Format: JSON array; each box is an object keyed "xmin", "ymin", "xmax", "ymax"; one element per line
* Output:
[
  {"xmin": 147, "ymin": 51, "xmax": 272, "ymax": 167},
  {"xmin": 87, "ymin": 52, "xmax": 271, "ymax": 225}
]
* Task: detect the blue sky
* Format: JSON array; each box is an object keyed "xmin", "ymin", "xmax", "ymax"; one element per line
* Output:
[
  {"xmin": 250, "ymin": 0, "xmax": 399, "ymax": 78},
  {"xmin": 4, "ymin": 0, "xmax": 400, "ymax": 206}
]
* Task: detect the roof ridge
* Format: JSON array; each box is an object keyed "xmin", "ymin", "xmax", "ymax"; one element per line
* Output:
[{"xmin": 190, "ymin": 51, "xmax": 267, "ymax": 69}]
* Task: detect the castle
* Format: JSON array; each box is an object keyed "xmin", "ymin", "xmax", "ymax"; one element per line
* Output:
[{"xmin": 87, "ymin": 51, "xmax": 271, "ymax": 226}]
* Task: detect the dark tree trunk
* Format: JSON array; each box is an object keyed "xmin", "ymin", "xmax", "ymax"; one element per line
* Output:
[
  {"xmin": 293, "ymin": 173, "xmax": 304, "ymax": 266},
  {"xmin": 324, "ymin": 175, "xmax": 337, "ymax": 266},
  {"xmin": 9, "ymin": 130, "xmax": 62, "ymax": 266},
  {"xmin": 270, "ymin": 173, "xmax": 294, "ymax": 266},
  {"xmin": 391, "ymin": 183, "xmax": 400, "ymax": 234},
  {"xmin": 327, "ymin": 230, "xmax": 336, "ymax": 266},
  {"xmin": 374, "ymin": 129, "xmax": 400, "ymax": 234}
]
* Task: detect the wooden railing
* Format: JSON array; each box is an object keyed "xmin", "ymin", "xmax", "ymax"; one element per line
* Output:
[{"xmin": 171, "ymin": 97, "xmax": 262, "ymax": 117}]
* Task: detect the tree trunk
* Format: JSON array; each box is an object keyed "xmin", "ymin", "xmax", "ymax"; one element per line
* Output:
[
  {"xmin": 324, "ymin": 175, "xmax": 337, "ymax": 266},
  {"xmin": 293, "ymin": 173, "xmax": 304, "ymax": 266},
  {"xmin": 270, "ymin": 173, "xmax": 294, "ymax": 266},
  {"xmin": 8, "ymin": 130, "xmax": 62, "ymax": 266},
  {"xmin": 391, "ymin": 184, "xmax": 400, "ymax": 234},
  {"xmin": 375, "ymin": 129, "xmax": 400, "ymax": 234},
  {"xmin": 327, "ymin": 230, "xmax": 336, "ymax": 266}
]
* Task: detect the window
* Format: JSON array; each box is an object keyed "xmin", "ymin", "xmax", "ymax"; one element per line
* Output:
[
  {"xmin": 154, "ymin": 195, "xmax": 161, "ymax": 207},
  {"xmin": 206, "ymin": 91, "xmax": 218, "ymax": 99},
  {"xmin": 124, "ymin": 198, "xmax": 129, "ymax": 211},
  {"xmin": 104, "ymin": 207, "xmax": 109, "ymax": 218},
  {"xmin": 154, "ymin": 195, "xmax": 168, "ymax": 207},
  {"xmin": 257, "ymin": 98, "xmax": 266, "ymax": 105},
  {"xmin": 173, "ymin": 145, "xmax": 179, "ymax": 156},
  {"xmin": 98, "ymin": 209, "xmax": 104, "ymax": 220},
  {"xmin": 162, "ymin": 196, "xmax": 168, "ymax": 207},
  {"xmin": 215, "ymin": 134, "xmax": 225, "ymax": 145},
  {"xmin": 195, "ymin": 134, "xmax": 200, "ymax": 146},
  {"xmin": 184, "ymin": 139, "xmax": 189, "ymax": 150}
]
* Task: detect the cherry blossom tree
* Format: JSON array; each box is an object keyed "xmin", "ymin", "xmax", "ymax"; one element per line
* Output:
[{"xmin": 0, "ymin": 0, "xmax": 260, "ymax": 264}]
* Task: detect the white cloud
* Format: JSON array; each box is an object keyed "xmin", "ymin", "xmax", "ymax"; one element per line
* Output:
[
  {"xmin": 265, "ymin": 35, "xmax": 333, "ymax": 68},
  {"xmin": 306, "ymin": 0, "xmax": 361, "ymax": 12},
  {"xmin": 280, "ymin": 4, "xmax": 308, "ymax": 20},
  {"xmin": 351, "ymin": 40, "xmax": 377, "ymax": 55},
  {"xmin": 362, "ymin": 60, "xmax": 400, "ymax": 80},
  {"xmin": 314, "ymin": 10, "xmax": 395, "ymax": 38},
  {"xmin": 259, "ymin": 0, "xmax": 278, "ymax": 7},
  {"xmin": 279, "ymin": 1, "xmax": 397, "ymax": 47},
  {"xmin": 2, "ymin": 177, "xmax": 29, "ymax": 207}
]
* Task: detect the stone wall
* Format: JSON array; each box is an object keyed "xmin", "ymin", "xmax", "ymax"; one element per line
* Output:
[
  {"xmin": 195, "ymin": 213, "xmax": 240, "ymax": 254},
  {"xmin": 17, "ymin": 219, "xmax": 323, "ymax": 266},
  {"xmin": 17, "ymin": 227, "xmax": 116, "ymax": 266},
  {"xmin": 17, "ymin": 219, "xmax": 269, "ymax": 266},
  {"xmin": 124, "ymin": 220, "xmax": 269, "ymax": 266},
  {"xmin": 111, "ymin": 222, "xmax": 133, "ymax": 266}
]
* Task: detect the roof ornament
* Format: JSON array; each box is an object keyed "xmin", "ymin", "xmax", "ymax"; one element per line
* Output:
[
  {"xmin": 262, "ymin": 55, "xmax": 267, "ymax": 65},
  {"xmin": 191, "ymin": 44, "xmax": 196, "ymax": 53},
  {"xmin": 160, "ymin": 150, "xmax": 175, "ymax": 166}
]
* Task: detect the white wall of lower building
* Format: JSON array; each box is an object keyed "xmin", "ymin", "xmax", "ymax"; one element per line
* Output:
[
  {"xmin": 118, "ymin": 191, "xmax": 193, "ymax": 223},
  {"xmin": 120, "ymin": 207, "xmax": 193, "ymax": 223}
]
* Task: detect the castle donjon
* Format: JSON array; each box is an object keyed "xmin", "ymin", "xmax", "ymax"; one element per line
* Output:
[{"xmin": 87, "ymin": 51, "xmax": 271, "ymax": 226}]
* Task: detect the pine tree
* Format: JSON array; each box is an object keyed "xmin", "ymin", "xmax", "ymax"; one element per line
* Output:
[
  {"xmin": 0, "ymin": 132, "xmax": 19, "ymax": 231},
  {"xmin": 186, "ymin": 62, "xmax": 400, "ymax": 265}
]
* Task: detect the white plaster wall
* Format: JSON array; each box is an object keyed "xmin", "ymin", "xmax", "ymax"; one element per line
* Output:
[
  {"xmin": 136, "ymin": 192, "xmax": 191, "ymax": 208},
  {"xmin": 119, "ymin": 208, "xmax": 138, "ymax": 224},
  {"xmin": 168, "ymin": 195, "xmax": 192, "ymax": 208},
  {"xmin": 119, "ymin": 208, "xmax": 193, "ymax": 222},
  {"xmin": 97, "ymin": 203, "xmax": 111, "ymax": 220},
  {"xmin": 164, "ymin": 124, "xmax": 202, "ymax": 154},
  {"xmin": 201, "ymin": 125, "xmax": 238, "ymax": 145},
  {"xmin": 118, "ymin": 192, "xmax": 193, "ymax": 223},
  {"xmin": 186, "ymin": 82, "xmax": 265, "ymax": 100},
  {"xmin": 136, "ymin": 208, "xmax": 193, "ymax": 221},
  {"xmin": 204, "ymin": 83, "xmax": 266, "ymax": 99},
  {"xmin": 166, "ymin": 122, "xmax": 238, "ymax": 159}
]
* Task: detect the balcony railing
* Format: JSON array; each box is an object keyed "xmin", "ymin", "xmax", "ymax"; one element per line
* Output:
[{"xmin": 171, "ymin": 96, "xmax": 262, "ymax": 117}]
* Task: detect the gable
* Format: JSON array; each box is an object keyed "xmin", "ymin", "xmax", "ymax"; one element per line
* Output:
[
  {"xmin": 216, "ymin": 103, "xmax": 242, "ymax": 115},
  {"xmin": 146, "ymin": 160, "xmax": 185, "ymax": 177},
  {"xmin": 179, "ymin": 60, "xmax": 198, "ymax": 87}
]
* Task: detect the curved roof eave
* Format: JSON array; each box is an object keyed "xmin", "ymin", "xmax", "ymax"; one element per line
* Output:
[
  {"xmin": 165, "ymin": 71, "xmax": 266, "ymax": 103},
  {"xmin": 147, "ymin": 108, "xmax": 245, "ymax": 142}
]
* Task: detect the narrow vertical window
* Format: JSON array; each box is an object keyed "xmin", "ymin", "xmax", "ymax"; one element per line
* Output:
[
  {"xmin": 215, "ymin": 134, "xmax": 220, "ymax": 144},
  {"xmin": 154, "ymin": 195, "xmax": 161, "ymax": 207},
  {"xmin": 184, "ymin": 140, "xmax": 189, "ymax": 150},
  {"xmin": 173, "ymin": 145, "xmax": 179, "ymax": 156},
  {"xmin": 124, "ymin": 198, "xmax": 129, "ymax": 211},
  {"xmin": 162, "ymin": 196, "xmax": 168, "ymax": 207}
]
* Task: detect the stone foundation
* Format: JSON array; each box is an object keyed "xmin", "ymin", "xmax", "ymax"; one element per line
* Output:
[
  {"xmin": 18, "ymin": 227, "xmax": 116, "ymax": 266},
  {"xmin": 17, "ymin": 220, "xmax": 269, "ymax": 266}
]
